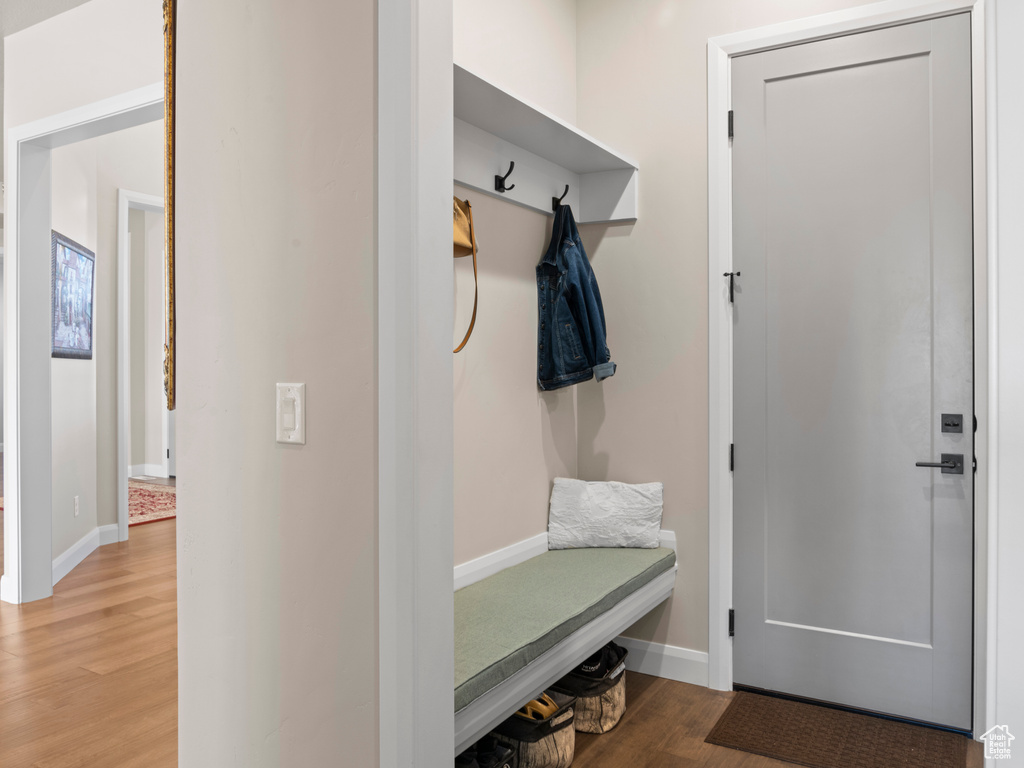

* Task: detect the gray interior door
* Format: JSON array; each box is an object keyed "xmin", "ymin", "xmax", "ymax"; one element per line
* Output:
[{"xmin": 732, "ymin": 14, "xmax": 973, "ymax": 730}]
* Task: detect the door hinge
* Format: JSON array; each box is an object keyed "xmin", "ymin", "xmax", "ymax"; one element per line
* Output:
[
  {"xmin": 728, "ymin": 110, "xmax": 734, "ymax": 139},
  {"xmin": 729, "ymin": 608, "xmax": 735, "ymax": 637},
  {"xmin": 724, "ymin": 271, "xmax": 741, "ymax": 303},
  {"xmin": 167, "ymin": 449, "xmax": 170, "ymax": 459},
  {"xmin": 730, "ymin": 443, "xmax": 734, "ymax": 472}
]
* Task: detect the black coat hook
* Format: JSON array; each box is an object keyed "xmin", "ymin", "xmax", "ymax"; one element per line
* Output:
[
  {"xmin": 494, "ymin": 161, "xmax": 516, "ymax": 193},
  {"xmin": 552, "ymin": 184, "xmax": 569, "ymax": 212}
]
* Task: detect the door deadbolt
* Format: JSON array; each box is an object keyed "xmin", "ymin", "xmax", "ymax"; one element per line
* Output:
[{"xmin": 941, "ymin": 414, "xmax": 963, "ymax": 433}]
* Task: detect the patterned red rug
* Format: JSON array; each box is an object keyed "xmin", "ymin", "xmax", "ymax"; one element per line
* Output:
[
  {"xmin": 129, "ymin": 481, "xmax": 176, "ymax": 526},
  {"xmin": 0, "ymin": 490, "xmax": 172, "ymax": 524}
]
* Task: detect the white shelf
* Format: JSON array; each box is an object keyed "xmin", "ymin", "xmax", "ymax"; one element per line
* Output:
[{"xmin": 454, "ymin": 65, "xmax": 638, "ymax": 224}]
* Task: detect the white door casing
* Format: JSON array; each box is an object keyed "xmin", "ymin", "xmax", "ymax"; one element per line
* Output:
[
  {"xmin": 117, "ymin": 188, "xmax": 165, "ymax": 541},
  {"xmin": 2, "ymin": 85, "xmax": 163, "ymax": 604},
  {"xmin": 165, "ymin": 408, "xmax": 176, "ymax": 478},
  {"xmin": 708, "ymin": 0, "xmax": 991, "ymax": 739},
  {"xmin": 377, "ymin": 0, "xmax": 455, "ymax": 764}
]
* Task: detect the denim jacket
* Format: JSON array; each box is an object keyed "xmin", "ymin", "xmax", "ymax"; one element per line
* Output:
[{"xmin": 537, "ymin": 206, "xmax": 616, "ymax": 390}]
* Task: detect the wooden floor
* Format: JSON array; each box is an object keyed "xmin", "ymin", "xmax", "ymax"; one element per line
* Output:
[
  {"xmin": 0, "ymin": 452, "xmax": 983, "ymax": 767},
  {"xmin": 575, "ymin": 673, "xmax": 982, "ymax": 768},
  {"xmin": 0, "ymin": 521, "xmax": 177, "ymax": 767}
]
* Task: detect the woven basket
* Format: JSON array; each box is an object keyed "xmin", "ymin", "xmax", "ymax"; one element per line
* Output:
[
  {"xmin": 491, "ymin": 690, "xmax": 576, "ymax": 768},
  {"xmin": 553, "ymin": 642, "xmax": 628, "ymax": 734}
]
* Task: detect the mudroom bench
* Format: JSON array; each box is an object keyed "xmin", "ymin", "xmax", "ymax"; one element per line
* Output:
[{"xmin": 453, "ymin": 532, "xmax": 677, "ymax": 754}]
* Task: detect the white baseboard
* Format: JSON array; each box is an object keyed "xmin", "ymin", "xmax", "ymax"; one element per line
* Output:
[
  {"xmin": 129, "ymin": 464, "xmax": 167, "ymax": 479},
  {"xmin": 52, "ymin": 524, "xmax": 120, "ymax": 586},
  {"xmin": 98, "ymin": 524, "xmax": 119, "ymax": 545},
  {"xmin": 0, "ymin": 574, "xmax": 16, "ymax": 604},
  {"xmin": 454, "ymin": 532, "xmax": 548, "ymax": 590},
  {"xmin": 615, "ymin": 636, "xmax": 709, "ymax": 688}
]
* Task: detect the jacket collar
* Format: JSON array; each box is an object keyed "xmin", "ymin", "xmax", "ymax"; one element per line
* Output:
[{"xmin": 541, "ymin": 205, "xmax": 579, "ymax": 268}]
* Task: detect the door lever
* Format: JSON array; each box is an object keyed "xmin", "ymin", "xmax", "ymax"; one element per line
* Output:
[{"xmin": 916, "ymin": 454, "xmax": 964, "ymax": 475}]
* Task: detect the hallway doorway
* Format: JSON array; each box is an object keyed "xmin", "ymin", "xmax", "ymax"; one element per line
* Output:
[
  {"xmin": 2, "ymin": 85, "xmax": 163, "ymax": 604},
  {"xmin": 118, "ymin": 190, "xmax": 175, "ymax": 534}
]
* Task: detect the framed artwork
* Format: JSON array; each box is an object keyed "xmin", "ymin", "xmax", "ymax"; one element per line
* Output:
[{"xmin": 51, "ymin": 231, "xmax": 96, "ymax": 360}]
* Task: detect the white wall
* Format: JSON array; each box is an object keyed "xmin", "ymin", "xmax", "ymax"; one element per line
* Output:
[
  {"xmin": 45, "ymin": 123, "xmax": 164, "ymax": 560},
  {"xmin": 573, "ymin": 0, "xmax": 878, "ymax": 655},
  {"xmin": 453, "ymin": 184, "xmax": 577, "ymax": 564},
  {"xmin": 451, "ymin": 0, "xmax": 583, "ymax": 571},
  {"xmin": 991, "ymin": 0, "xmax": 1024, "ymax": 749},
  {"xmin": 5, "ymin": 0, "xmax": 164, "ymax": 564},
  {"xmin": 452, "ymin": 0, "xmax": 879, "ymax": 658},
  {"xmin": 453, "ymin": 0, "xmax": 577, "ymax": 123},
  {"xmin": 2, "ymin": 0, "xmax": 161, "ymax": 130},
  {"xmin": 50, "ymin": 140, "xmax": 100, "ymax": 557},
  {"xmin": 93, "ymin": 124, "xmax": 165, "ymax": 522},
  {"xmin": 127, "ymin": 206, "xmax": 166, "ymax": 473},
  {"xmin": 0, "ymin": 0, "xmax": 93, "ymax": 182},
  {"xmin": 177, "ymin": 0, "xmax": 379, "ymax": 763},
  {"xmin": 143, "ymin": 209, "xmax": 164, "ymax": 471},
  {"xmin": 128, "ymin": 209, "xmax": 146, "ymax": 466}
]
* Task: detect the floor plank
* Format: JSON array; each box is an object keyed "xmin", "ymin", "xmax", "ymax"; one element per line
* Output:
[
  {"xmin": 0, "ymin": 521, "xmax": 177, "ymax": 767},
  {"xmin": 0, "ymin": 449, "xmax": 988, "ymax": 767},
  {"xmin": 573, "ymin": 673, "xmax": 983, "ymax": 768}
]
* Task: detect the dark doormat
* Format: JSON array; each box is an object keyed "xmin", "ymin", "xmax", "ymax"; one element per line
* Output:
[{"xmin": 705, "ymin": 692, "xmax": 968, "ymax": 768}]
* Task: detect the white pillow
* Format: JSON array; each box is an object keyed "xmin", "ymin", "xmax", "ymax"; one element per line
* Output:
[{"xmin": 547, "ymin": 478, "xmax": 663, "ymax": 549}]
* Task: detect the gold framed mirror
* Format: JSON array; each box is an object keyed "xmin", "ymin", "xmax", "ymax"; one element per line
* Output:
[{"xmin": 163, "ymin": 0, "xmax": 176, "ymax": 410}]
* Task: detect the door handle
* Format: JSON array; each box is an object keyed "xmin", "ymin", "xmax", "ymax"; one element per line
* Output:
[{"xmin": 915, "ymin": 454, "xmax": 964, "ymax": 475}]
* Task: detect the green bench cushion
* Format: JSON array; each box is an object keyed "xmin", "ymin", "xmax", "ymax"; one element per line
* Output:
[{"xmin": 454, "ymin": 546, "xmax": 676, "ymax": 712}]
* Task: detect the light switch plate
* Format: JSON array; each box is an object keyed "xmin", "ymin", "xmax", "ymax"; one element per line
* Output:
[{"xmin": 276, "ymin": 383, "xmax": 306, "ymax": 444}]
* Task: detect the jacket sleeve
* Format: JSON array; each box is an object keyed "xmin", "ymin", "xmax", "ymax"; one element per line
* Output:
[{"xmin": 569, "ymin": 258, "xmax": 616, "ymax": 382}]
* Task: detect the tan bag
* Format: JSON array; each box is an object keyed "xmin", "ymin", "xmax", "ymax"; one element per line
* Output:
[{"xmin": 453, "ymin": 196, "xmax": 479, "ymax": 353}]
